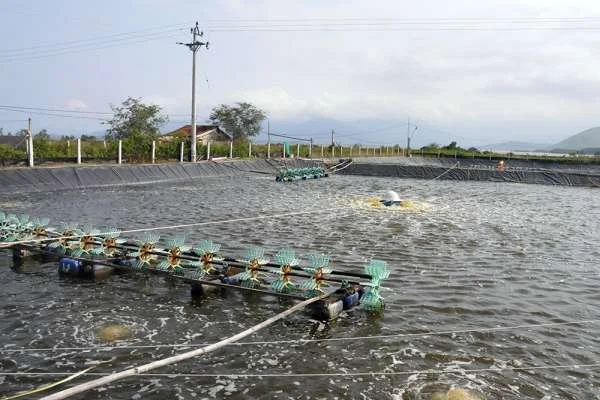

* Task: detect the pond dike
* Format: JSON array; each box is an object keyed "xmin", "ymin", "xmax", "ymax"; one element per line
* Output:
[
  {"xmin": 334, "ymin": 157, "xmax": 600, "ymax": 187},
  {"xmin": 0, "ymin": 159, "xmax": 323, "ymax": 194}
]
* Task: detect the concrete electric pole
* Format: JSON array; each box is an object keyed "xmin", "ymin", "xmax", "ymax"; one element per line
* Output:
[
  {"xmin": 406, "ymin": 118, "xmax": 418, "ymax": 155},
  {"xmin": 178, "ymin": 22, "xmax": 209, "ymax": 162}
]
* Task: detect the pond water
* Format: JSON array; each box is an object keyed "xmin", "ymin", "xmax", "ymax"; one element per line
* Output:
[{"xmin": 1, "ymin": 174, "xmax": 599, "ymax": 399}]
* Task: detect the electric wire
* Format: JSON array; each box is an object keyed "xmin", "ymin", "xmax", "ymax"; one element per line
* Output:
[
  {"xmin": 2, "ymin": 17, "xmax": 600, "ymax": 63},
  {"xmin": 0, "ymin": 24, "xmax": 191, "ymax": 54},
  {"xmin": 0, "ymin": 107, "xmax": 108, "ymax": 121},
  {"xmin": 0, "ymin": 31, "xmax": 184, "ymax": 64}
]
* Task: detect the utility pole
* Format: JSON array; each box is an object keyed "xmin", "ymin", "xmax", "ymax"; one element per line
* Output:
[
  {"xmin": 406, "ymin": 117, "xmax": 418, "ymax": 155},
  {"xmin": 267, "ymin": 119, "xmax": 271, "ymax": 159},
  {"xmin": 178, "ymin": 22, "xmax": 209, "ymax": 163},
  {"xmin": 406, "ymin": 117, "xmax": 410, "ymax": 152}
]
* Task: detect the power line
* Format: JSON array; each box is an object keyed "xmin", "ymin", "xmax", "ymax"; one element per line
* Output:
[
  {"xmin": 0, "ymin": 31, "xmax": 184, "ymax": 64},
  {"xmin": 2, "ymin": 17, "xmax": 600, "ymax": 64},
  {"xmin": 3, "ymin": 17, "xmax": 600, "ymax": 57},
  {"xmin": 0, "ymin": 23, "xmax": 191, "ymax": 55},
  {"xmin": 0, "ymin": 107, "xmax": 108, "ymax": 121},
  {"xmin": 0, "ymin": 106, "xmax": 112, "ymax": 115},
  {"xmin": 0, "ymin": 105, "xmax": 194, "ymax": 118}
]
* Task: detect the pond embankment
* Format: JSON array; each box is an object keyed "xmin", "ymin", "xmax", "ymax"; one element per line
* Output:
[
  {"xmin": 0, "ymin": 159, "xmax": 323, "ymax": 194},
  {"xmin": 334, "ymin": 157, "xmax": 600, "ymax": 187}
]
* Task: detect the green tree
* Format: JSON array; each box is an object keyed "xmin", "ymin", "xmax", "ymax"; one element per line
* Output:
[
  {"xmin": 35, "ymin": 129, "xmax": 50, "ymax": 140},
  {"xmin": 104, "ymin": 97, "xmax": 168, "ymax": 140},
  {"xmin": 33, "ymin": 129, "xmax": 52, "ymax": 157},
  {"xmin": 208, "ymin": 102, "xmax": 267, "ymax": 140},
  {"xmin": 81, "ymin": 134, "xmax": 97, "ymax": 141},
  {"xmin": 444, "ymin": 141, "xmax": 458, "ymax": 150}
]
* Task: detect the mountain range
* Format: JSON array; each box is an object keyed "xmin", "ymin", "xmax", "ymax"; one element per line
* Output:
[{"xmin": 482, "ymin": 127, "xmax": 600, "ymax": 153}]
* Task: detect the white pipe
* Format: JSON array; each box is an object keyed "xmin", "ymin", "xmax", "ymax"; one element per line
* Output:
[
  {"xmin": 117, "ymin": 140, "xmax": 122, "ymax": 164},
  {"xmin": 40, "ymin": 292, "xmax": 331, "ymax": 400}
]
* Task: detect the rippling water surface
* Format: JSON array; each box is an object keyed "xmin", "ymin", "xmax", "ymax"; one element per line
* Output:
[{"xmin": 1, "ymin": 174, "xmax": 600, "ymax": 399}]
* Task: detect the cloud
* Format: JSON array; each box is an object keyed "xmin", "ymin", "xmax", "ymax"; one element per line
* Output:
[{"xmin": 7, "ymin": 0, "xmax": 600, "ymax": 144}]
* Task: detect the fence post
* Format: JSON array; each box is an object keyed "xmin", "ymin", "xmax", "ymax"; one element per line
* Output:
[
  {"xmin": 248, "ymin": 141, "xmax": 252, "ymax": 158},
  {"xmin": 296, "ymin": 143, "xmax": 300, "ymax": 158},
  {"xmin": 27, "ymin": 124, "xmax": 34, "ymax": 167},
  {"xmin": 229, "ymin": 140, "xmax": 233, "ymax": 158},
  {"xmin": 340, "ymin": 146, "xmax": 343, "ymax": 157},
  {"xmin": 77, "ymin": 138, "xmax": 81, "ymax": 164},
  {"xmin": 332, "ymin": 145, "xmax": 335, "ymax": 159},
  {"xmin": 207, "ymin": 141, "xmax": 211, "ymax": 160},
  {"xmin": 321, "ymin": 144, "xmax": 324, "ymax": 158},
  {"xmin": 180, "ymin": 142, "xmax": 184, "ymax": 163},
  {"xmin": 152, "ymin": 140, "xmax": 156, "ymax": 164},
  {"xmin": 309, "ymin": 138, "xmax": 313, "ymax": 158},
  {"xmin": 118, "ymin": 140, "xmax": 122, "ymax": 164}
]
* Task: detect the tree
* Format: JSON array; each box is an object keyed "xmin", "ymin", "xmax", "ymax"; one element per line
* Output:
[
  {"xmin": 443, "ymin": 141, "xmax": 458, "ymax": 150},
  {"xmin": 208, "ymin": 102, "xmax": 267, "ymax": 140},
  {"xmin": 105, "ymin": 97, "xmax": 168, "ymax": 141},
  {"xmin": 81, "ymin": 134, "xmax": 97, "ymax": 141},
  {"xmin": 35, "ymin": 129, "xmax": 50, "ymax": 140}
]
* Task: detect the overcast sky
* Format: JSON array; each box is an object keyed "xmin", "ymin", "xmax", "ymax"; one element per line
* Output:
[{"xmin": 1, "ymin": 0, "xmax": 600, "ymax": 147}]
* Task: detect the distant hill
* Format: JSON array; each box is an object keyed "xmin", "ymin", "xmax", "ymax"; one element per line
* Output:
[
  {"xmin": 479, "ymin": 141, "xmax": 551, "ymax": 152},
  {"xmin": 550, "ymin": 127, "xmax": 600, "ymax": 152}
]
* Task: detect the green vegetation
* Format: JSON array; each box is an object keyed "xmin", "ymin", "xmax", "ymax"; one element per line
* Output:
[
  {"xmin": 102, "ymin": 97, "xmax": 169, "ymax": 162},
  {"xmin": 2, "ymin": 135, "xmax": 600, "ymax": 166},
  {"xmin": 0, "ymin": 144, "xmax": 26, "ymax": 165},
  {"xmin": 208, "ymin": 102, "xmax": 267, "ymax": 140},
  {"xmin": 104, "ymin": 97, "xmax": 168, "ymax": 141}
]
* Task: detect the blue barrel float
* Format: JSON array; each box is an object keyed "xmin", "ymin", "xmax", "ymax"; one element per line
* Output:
[
  {"xmin": 310, "ymin": 286, "xmax": 365, "ymax": 321},
  {"xmin": 58, "ymin": 258, "xmax": 113, "ymax": 279}
]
